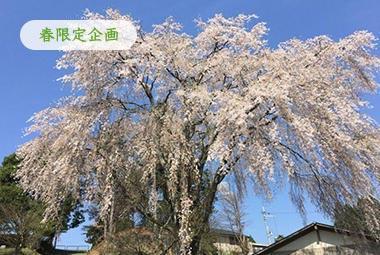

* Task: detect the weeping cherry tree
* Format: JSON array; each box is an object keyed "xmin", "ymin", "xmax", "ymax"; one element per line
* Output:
[{"xmin": 17, "ymin": 9, "xmax": 380, "ymax": 254}]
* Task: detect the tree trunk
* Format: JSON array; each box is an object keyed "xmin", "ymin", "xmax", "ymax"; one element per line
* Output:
[
  {"xmin": 189, "ymin": 235, "xmax": 202, "ymax": 255},
  {"xmin": 14, "ymin": 244, "xmax": 22, "ymax": 255},
  {"xmin": 187, "ymin": 168, "xmax": 228, "ymax": 255}
]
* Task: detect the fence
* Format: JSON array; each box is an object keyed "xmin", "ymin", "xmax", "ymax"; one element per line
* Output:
[{"xmin": 55, "ymin": 245, "xmax": 91, "ymax": 251}]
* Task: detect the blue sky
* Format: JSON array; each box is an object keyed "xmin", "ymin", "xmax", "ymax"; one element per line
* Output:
[{"xmin": 0, "ymin": 0, "xmax": 379, "ymax": 247}]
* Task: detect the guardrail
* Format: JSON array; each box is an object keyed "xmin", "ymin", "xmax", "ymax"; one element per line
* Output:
[{"xmin": 55, "ymin": 245, "xmax": 91, "ymax": 251}]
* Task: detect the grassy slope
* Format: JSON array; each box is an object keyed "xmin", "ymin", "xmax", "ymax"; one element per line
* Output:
[
  {"xmin": 0, "ymin": 248, "xmax": 40, "ymax": 255},
  {"xmin": 0, "ymin": 248, "xmax": 87, "ymax": 255}
]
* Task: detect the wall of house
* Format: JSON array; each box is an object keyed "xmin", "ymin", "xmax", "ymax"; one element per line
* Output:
[
  {"xmin": 214, "ymin": 235, "xmax": 241, "ymax": 254},
  {"xmin": 271, "ymin": 230, "xmax": 379, "ymax": 255},
  {"xmin": 214, "ymin": 239, "xmax": 266, "ymax": 254},
  {"xmin": 214, "ymin": 241, "xmax": 242, "ymax": 254}
]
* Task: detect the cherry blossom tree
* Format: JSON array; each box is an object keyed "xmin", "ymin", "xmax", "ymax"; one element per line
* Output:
[{"xmin": 17, "ymin": 9, "xmax": 380, "ymax": 254}]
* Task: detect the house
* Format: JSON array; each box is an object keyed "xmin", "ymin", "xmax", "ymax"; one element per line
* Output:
[
  {"xmin": 212, "ymin": 228, "xmax": 267, "ymax": 254},
  {"xmin": 255, "ymin": 222, "xmax": 379, "ymax": 255}
]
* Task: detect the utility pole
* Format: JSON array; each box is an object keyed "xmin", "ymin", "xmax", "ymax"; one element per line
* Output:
[{"xmin": 262, "ymin": 207, "xmax": 274, "ymax": 244}]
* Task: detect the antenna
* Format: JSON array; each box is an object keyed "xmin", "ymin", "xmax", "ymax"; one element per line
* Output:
[{"xmin": 262, "ymin": 207, "xmax": 274, "ymax": 244}]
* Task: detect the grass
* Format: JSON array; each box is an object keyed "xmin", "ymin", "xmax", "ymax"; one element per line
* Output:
[
  {"xmin": 0, "ymin": 248, "xmax": 40, "ymax": 255},
  {"xmin": 0, "ymin": 248, "xmax": 87, "ymax": 255}
]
